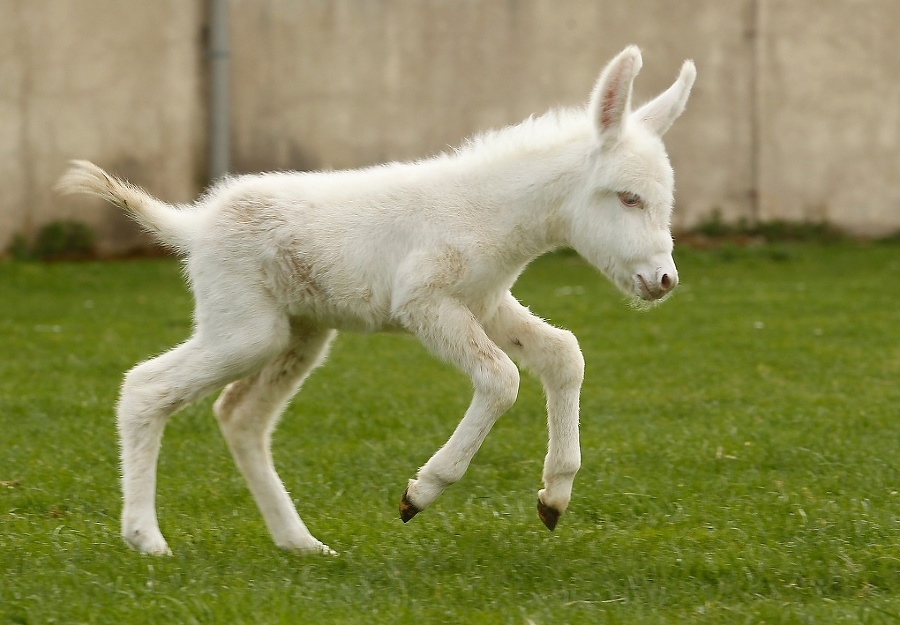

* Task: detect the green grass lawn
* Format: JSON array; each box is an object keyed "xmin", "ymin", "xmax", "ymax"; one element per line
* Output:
[{"xmin": 1, "ymin": 242, "xmax": 899, "ymax": 624}]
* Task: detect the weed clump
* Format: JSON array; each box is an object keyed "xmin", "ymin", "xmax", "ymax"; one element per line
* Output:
[
  {"xmin": 690, "ymin": 210, "xmax": 847, "ymax": 244},
  {"xmin": 8, "ymin": 220, "xmax": 96, "ymax": 261}
]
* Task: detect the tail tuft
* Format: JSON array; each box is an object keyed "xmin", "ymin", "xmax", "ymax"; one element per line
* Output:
[{"xmin": 56, "ymin": 160, "xmax": 193, "ymax": 252}]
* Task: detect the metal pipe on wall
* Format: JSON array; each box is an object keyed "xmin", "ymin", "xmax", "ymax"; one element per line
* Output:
[{"xmin": 208, "ymin": 0, "xmax": 230, "ymax": 181}]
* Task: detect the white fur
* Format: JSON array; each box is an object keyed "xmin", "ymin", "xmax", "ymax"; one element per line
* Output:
[{"xmin": 56, "ymin": 46, "xmax": 695, "ymax": 555}]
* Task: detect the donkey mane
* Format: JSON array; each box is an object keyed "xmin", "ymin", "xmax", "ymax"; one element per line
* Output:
[
  {"xmin": 449, "ymin": 107, "xmax": 592, "ymax": 165},
  {"xmin": 202, "ymin": 106, "xmax": 593, "ymax": 210}
]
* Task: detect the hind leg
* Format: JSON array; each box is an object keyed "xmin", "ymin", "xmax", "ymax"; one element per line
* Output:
[
  {"xmin": 214, "ymin": 324, "xmax": 337, "ymax": 554},
  {"xmin": 118, "ymin": 313, "xmax": 289, "ymax": 555}
]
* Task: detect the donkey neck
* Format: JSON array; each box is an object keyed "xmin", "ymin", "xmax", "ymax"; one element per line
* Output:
[{"xmin": 441, "ymin": 130, "xmax": 592, "ymax": 265}]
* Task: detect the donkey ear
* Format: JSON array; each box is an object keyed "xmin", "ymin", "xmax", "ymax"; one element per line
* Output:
[
  {"xmin": 633, "ymin": 59, "xmax": 697, "ymax": 136},
  {"xmin": 589, "ymin": 46, "xmax": 643, "ymax": 145}
]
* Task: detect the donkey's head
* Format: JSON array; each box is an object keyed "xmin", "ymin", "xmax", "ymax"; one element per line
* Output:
[{"xmin": 568, "ymin": 46, "xmax": 695, "ymax": 305}]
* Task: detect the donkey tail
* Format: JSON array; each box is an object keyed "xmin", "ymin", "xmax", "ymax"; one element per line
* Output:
[{"xmin": 56, "ymin": 160, "xmax": 196, "ymax": 252}]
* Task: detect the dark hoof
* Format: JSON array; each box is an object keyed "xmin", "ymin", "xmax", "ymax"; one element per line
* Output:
[
  {"xmin": 399, "ymin": 487, "xmax": 421, "ymax": 523},
  {"xmin": 537, "ymin": 499, "xmax": 561, "ymax": 531}
]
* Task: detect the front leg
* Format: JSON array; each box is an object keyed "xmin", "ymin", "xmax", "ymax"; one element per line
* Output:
[
  {"xmin": 393, "ymin": 292, "xmax": 520, "ymax": 521},
  {"xmin": 485, "ymin": 293, "xmax": 585, "ymax": 530}
]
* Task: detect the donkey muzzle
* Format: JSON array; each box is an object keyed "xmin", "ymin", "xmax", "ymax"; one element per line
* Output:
[{"xmin": 635, "ymin": 265, "xmax": 678, "ymax": 301}]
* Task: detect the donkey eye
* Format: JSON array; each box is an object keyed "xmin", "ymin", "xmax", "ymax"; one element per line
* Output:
[{"xmin": 617, "ymin": 191, "xmax": 645, "ymax": 209}]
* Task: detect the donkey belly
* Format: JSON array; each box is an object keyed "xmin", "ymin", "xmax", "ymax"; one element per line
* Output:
[
  {"xmin": 285, "ymin": 287, "xmax": 401, "ymax": 334},
  {"xmin": 261, "ymin": 249, "xmax": 397, "ymax": 333}
]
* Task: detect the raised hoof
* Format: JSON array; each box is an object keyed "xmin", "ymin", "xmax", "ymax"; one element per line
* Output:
[
  {"xmin": 399, "ymin": 487, "xmax": 421, "ymax": 523},
  {"xmin": 537, "ymin": 499, "xmax": 561, "ymax": 531}
]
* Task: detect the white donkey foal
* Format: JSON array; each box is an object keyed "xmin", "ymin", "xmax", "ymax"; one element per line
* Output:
[{"xmin": 57, "ymin": 46, "xmax": 695, "ymax": 556}]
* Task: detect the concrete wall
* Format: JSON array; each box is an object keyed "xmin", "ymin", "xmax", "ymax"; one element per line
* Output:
[
  {"xmin": 2, "ymin": 0, "xmax": 898, "ymax": 255},
  {"xmin": 758, "ymin": 1, "xmax": 900, "ymax": 235},
  {"xmin": 0, "ymin": 0, "xmax": 204, "ymax": 254},
  {"xmin": 229, "ymin": 0, "xmax": 758, "ymax": 232}
]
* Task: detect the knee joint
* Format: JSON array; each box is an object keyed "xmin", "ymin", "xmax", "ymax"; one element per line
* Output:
[
  {"xmin": 546, "ymin": 329, "xmax": 584, "ymax": 386},
  {"xmin": 478, "ymin": 357, "xmax": 519, "ymax": 411}
]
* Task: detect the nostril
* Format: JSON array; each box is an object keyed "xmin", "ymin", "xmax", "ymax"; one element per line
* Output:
[{"xmin": 660, "ymin": 273, "xmax": 672, "ymax": 291}]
